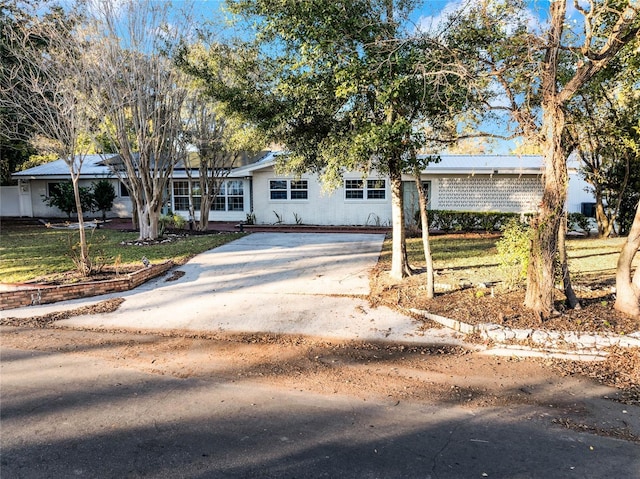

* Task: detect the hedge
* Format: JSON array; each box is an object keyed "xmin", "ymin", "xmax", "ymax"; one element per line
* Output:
[
  {"xmin": 413, "ymin": 210, "xmax": 592, "ymax": 234},
  {"xmin": 415, "ymin": 210, "xmax": 522, "ymax": 232}
]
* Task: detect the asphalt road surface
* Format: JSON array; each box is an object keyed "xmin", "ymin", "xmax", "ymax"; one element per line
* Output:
[{"xmin": 2, "ymin": 327, "xmax": 639, "ymax": 479}]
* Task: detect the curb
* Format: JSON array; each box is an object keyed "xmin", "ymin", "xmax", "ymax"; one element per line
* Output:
[
  {"xmin": 409, "ymin": 308, "xmax": 640, "ymax": 355},
  {"xmin": 0, "ymin": 261, "xmax": 175, "ymax": 311}
]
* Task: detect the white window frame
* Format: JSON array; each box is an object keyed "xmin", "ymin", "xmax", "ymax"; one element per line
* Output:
[
  {"xmin": 172, "ymin": 181, "xmax": 206, "ymax": 212},
  {"xmin": 208, "ymin": 180, "xmax": 246, "ymax": 212},
  {"xmin": 269, "ymin": 179, "xmax": 309, "ymax": 201},
  {"xmin": 344, "ymin": 178, "xmax": 387, "ymax": 201}
]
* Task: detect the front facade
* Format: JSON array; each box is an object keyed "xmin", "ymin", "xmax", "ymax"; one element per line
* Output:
[
  {"xmin": 8, "ymin": 155, "xmax": 133, "ymax": 219},
  {"xmin": 6, "ymin": 152, "xmax": 594, "ymax": 225},
  {"xmin": 236, "ymin": 152, "xmax": 594, "ymax": 226}
]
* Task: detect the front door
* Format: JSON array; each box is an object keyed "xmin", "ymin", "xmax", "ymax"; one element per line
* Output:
[{"xmin": 402, "ymin": 180, "xmax": 430, "ymax": 226}]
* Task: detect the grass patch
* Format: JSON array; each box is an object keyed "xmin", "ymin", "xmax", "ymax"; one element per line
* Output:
[
  {"xmin": 0, "ymin": 224, "xmax": 243, "ymax": 283},
  {"xmin": 379, "ymin": 234, "xmax": 632, "ymax": 287}
]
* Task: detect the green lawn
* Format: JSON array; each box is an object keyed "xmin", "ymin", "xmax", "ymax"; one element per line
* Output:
[
  {"xmin": 1, "ymin": 223, "xmax": 633, "ymax": 287},
  {"xmin": 0, "ymin": 224, "xmax": 243, "ymax": 283},
  {"xmin": 380, "ymin": 234, "xmax": 632, "ymax": 287}
]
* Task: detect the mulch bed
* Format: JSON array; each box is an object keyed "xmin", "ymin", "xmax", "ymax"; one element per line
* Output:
[{"xmin": 414, "ymin": 288, "xmax": 640, "ymax": 335}]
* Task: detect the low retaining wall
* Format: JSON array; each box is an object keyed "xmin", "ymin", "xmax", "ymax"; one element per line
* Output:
[{"xmin": 0, "ymin": 261, "xmax": 174, "ymax": 311}]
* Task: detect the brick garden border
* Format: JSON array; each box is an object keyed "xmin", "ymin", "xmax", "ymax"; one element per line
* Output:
[{"xmin": 0, "ymin": 261, "xmax": 174, "ymax": 311}]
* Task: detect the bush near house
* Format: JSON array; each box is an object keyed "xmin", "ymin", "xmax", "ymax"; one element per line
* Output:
[
  {"xmin": 41, "ymin": 180, "xmax": 117, "ymax": 220},
  {"xmin": 567, "ymin": 212, "xmax": 592, "ymax": 236},
  {"xmin": 92, "ymin": 179, "xmax": 117, "ymax": 220},
  {"xmin": 42, "ymin": 182, "xmax": 95, "ymax": 218},
  {"xmin": 418, "ymin": 210, "xmax": 521, "ymax": 233}
]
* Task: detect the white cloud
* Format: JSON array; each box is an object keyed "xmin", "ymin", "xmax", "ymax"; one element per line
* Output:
[
  {"xmin": 415, "ymin": 1, "xmax": 545, "ymax": 36},
  {"xmin": 414, "ymin": 1, "xmax": 469, "ymax": 34}
]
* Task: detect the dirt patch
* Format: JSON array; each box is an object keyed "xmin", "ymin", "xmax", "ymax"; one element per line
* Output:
[
  {"xmin": 0, "ymin": 298, "xmax": 125, "ymax": 327},
  {"xmin": 1, "ymin": 325, "xmax": 638, "ymax": 443},
  {"xmin": 366, "ymin": 256, "xmax": 640, "ymax": 407},
  {"xmin": 1, "ymin": 295, "xmax": 639, "ymax": 408},
  {"xmin": 165, "ymin": 270, "xmax": 186, "ymax": 282},
  {"xmin": 369, "ymin": 262, "xmax": 639, "ymax": 335},
  {"xmin": 27, "ymin": 266, "xmax": 142, "ymax": 286}
]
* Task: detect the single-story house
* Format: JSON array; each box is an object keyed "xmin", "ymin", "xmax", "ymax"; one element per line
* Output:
[{"xmin": 5, "ymin": 151, "xmax": 594, "ymax": 225}]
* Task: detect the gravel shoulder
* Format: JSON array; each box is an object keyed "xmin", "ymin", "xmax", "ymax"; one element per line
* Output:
[{"xmin": 2, "ymin": 324, "xmax": 639, "ymax": 444}]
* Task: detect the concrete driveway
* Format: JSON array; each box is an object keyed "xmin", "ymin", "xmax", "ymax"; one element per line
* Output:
[{"xmin": 6, "ymin": 233, "xmax": 463, "ymax": 345}]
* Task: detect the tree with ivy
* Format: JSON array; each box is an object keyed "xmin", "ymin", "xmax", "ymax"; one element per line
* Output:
[{"xmin": 440, "ymin": 0, "xmax": 639, "ymax": 319}]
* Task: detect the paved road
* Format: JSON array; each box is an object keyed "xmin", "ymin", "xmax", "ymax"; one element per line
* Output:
[
  {"xmin": 4, "ymin": 233, "xmax": 463, "ymax": 345},
  {"xmin": 2, "ymin": 233, "xmax": 639, "ymax": 478},
  {"xmin": 2, "ymin": 344, "xmax": 639, "ymax": 479}
]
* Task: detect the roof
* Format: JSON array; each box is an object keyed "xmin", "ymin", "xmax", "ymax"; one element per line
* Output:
[
  {"xmin": 12, "ymin": 151, "xmax": 578, "ymax": 180},
  {"xmin": 12, "ymin": 154, "xmax": 120, "ymax": 179},
  {"xmin": 231, "ymin": 152, "xmax": 547, "ymax": 176},
  {"xmin": 230, "ymin": 151, "xmax": 285, "ymax": 176},
  {"xmin": 12, "ymin": 151, "xmax": 272, "ymax": 180},
  {"xmin": 422, "ymin": 155, "xmax": 544, "ymax": 175}
]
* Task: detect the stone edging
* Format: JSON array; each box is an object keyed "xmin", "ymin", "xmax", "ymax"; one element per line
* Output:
[
  {"xmin": 409, "ymin": 308, "xmax": 640, "ymax": 351},
  {"xmin": 0, "ymin": 261, "xmax": 174, "ymax": 311}
]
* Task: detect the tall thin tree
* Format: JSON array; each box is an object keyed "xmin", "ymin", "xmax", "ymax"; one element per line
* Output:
[{"xmin": 0, "ymin": 4, "xmax": 96, "ymax": 275}]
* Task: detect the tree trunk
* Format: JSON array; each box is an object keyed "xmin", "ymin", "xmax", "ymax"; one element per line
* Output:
[
  {"xmin": 415, "ymin": 173, "xmax": 434, "ymax": 298},
  {"xmin": 614, "ymin": 200, "xmax": 640, "ymax": 317},
  {"xmin": 389, "ymin": 170, "xmax": 411, "ymax": 280},
  {"xmin": 71, "ymin": 176, "xmax": 91, "ymax": 276},
  {"xmin": 198, "ymin": 172, "xmax": 217, "ymax": 232},
  {"xmin": 138, "ymin": 204, "xmax": 161, "ymax": 240},
  {"xmin": 199, "ymin": 189, "xmax": 213, "ymax": 232},
  {"xmin": 559, "ymin": 212, "xmax": 581, "ymax": 309},
  {"xmin": 524, "ymin": 107, "xmax": 567, "ymax": 319},
  {"xmin": 594, "ymin": 187, "xmax": 614, "ymax": 238}
]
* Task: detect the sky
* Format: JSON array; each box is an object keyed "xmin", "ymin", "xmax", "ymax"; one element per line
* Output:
[
  {"xmin": 166, "ymin": 0, "xmax": 559, "ymax": 155},
  {"xmin": 44, "ymin": 0, "xmax": 565, "ymax": 154},
  {"xmin": 174, "ymin": 0, "xmax": 555, "ymax": 32}
]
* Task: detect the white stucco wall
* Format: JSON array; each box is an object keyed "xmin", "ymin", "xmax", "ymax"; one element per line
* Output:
[
  {"xmin": 566, "ymin": 173, "xmax": 594, "ymax": 214},
  {"xmin": 25, "ymin": 179, "xmax": 131, "ymax": 218},
  {"xmin": 251, "ymin": 168, "xmax": 392, "ymax": 226}
]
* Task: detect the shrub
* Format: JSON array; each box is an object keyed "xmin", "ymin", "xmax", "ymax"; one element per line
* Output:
[
  {"xmin": 92, "ymin": 179, "xmax": 116, "ymax": 220},
  {"xmin": 172, "ymin": 213, "xmax": 186, "ymax": 230},
  {"xmin": 42, "ymin": 181, "xmax": 95, "ymax": 218},
  {"xmin": 158, "ymin": 212, "xmax": 186, "ymax": 236},
  {"xmin": 496, "ymin": 218, "xmax": 531, "ymax": 289},
  {"xmin": 567, "ymin": 212, "xmax": 591, "ymax": 236},
  {"xmin": 417, "ymin": 210, "xmax": 520, "ymax": 233}
]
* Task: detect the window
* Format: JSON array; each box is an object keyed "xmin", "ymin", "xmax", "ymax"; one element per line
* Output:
[
  {"xmin": 172, "ymin": 181, "xmax": 192, "ymax": 211},
  {"xmin": 367, "ymin": 179, "xmax": 386, "ymax": 199},
  {"xmin": 226, "ymin": 180, "xmax": 245, "ymax": 211},
  {"xmin": 345, "ymin": 180, "xmax": 364, "ymax": 199},
  {"xmin": 270, "ymin": 179, "xmax": 308, "ymax": 200},
  {"xmin": 270, "ymin": 180, "xmax": 288, "ymax": 200},
  {"xmin": 290, "ymin": 180, "xmax": 308, "ymax": 200},
  {"xmin": 213, "ymin": 180, "xmax": 245, "ymax": 211},
  {"xmin": 119, "ymin": 182, "xmax": 130, "ymax": 197},
  {"xmin": 345, "ymin": 179, "xmax": 386, "ymax": 200}
]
